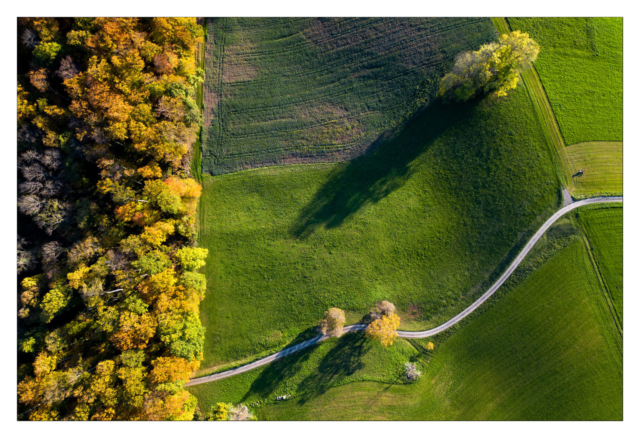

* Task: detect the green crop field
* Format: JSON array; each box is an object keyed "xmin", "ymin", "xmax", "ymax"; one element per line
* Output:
[
  {"xmin": 201, "ymin": 17, "xmax": 498, "ymax": 175},
  {"xmin": 196, "ymin": 83, "xmax": 559, "ymax": 371},
  {"xmin": 508, "ymin": 17, "xmax": 622, "ymax": 146},
  {"xmin": 257, "ymin": 237, "xmax": 622, "ymax": 420},
  {"xmin": 578, "ymin": 205, "xmax": 623, "ymax": 326}
]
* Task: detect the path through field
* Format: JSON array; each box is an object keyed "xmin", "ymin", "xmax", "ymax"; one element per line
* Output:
[{"xmin": 186, "ymin": 196, "xmax": 622, "ymax": 387}]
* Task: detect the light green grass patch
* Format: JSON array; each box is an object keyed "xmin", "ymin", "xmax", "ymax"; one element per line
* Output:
[
  {"xmin": 508, "ymin": 17, "xmax": 622, "ymax": 145},
  {"xmin": 565, "ymin": 142, "xmax": 622, "ymax": 198}
]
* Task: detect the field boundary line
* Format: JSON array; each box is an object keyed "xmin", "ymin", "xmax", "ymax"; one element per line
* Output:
[
  {"xmin": 186, "ymin": 196, "xmax": 622, "ymax": 386},
  {"xmin": 580, "ymin": 232, "xmax": 622, "ymax": 336}
]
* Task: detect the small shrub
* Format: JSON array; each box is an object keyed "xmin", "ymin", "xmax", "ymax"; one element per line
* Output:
[
  {"xmin": 228, "ymin": 404, "xmax": 254, "ymax": 421},
  {"xmin": 404, "ymin": 362, "xmax": 422, "ymax": 382}
]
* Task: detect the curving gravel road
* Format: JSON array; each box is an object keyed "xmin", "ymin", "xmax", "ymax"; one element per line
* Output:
[{"xmin": 186, "ymin": 196, "xmax": 622, "ymax": 387}]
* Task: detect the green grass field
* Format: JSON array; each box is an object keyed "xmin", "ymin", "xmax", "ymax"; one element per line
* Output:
[
  {"xmin": 496, "ymin": 18, "xmax": 622, "ymax": 198},
  {"xmin": 190, "ymin": 219, "xmax": 622, "ymax": 420},
  {"xmin": 202, "ymin": 17, "xmax": 498, "ymax": 175},
  {"xmin": 566, "ymin": 142, "xmax": 623, "ymax": 198},
  {"xmin": 197, "ymin": 83, "xmax": 559, "ymax": 371},
  {"xmin": 578, "ymin": 205, "xmax": 623, "ymax": 326},
  {"xmin": 191, "ymin": 18, "xmax": 622, "ymax": 420},
  {"xmin": 188, "ymin": 332, "xmax": 420, "ymax": 413},
  {"xmin": 508, "ymin": 18, "xmax": 622, "ymax": 146},
  {"xmin": 257, "ymin": 236, "xmax": 622, "ymax": 420}
]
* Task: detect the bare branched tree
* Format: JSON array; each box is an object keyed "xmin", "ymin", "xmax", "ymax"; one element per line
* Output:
[
  {"xmin": 41, "ymin": 149, "xmax": 62, "ymax": 170},
  {"xmin": 67, "ymin": 237, "xmax": 101, "ymax": 267},
  {"xmin": 42, "ymin": 241, "xmax": 64, "ymax": 265},
  {"xmin": 21, "ymin": 28, "xmax": 39, "ymax": 49},
  {"xmin": 41, "ymin": 180, "xmax": 63, "ymax": 197},
  {"xmin": 18, "ymin": 125, "xmax": 42, "ymax": 145},
  {"xmin": 56, "ymin": 56, "xmax": 79, "ymax": 80},
  {"xmin": 19, "ymin": 181, "xmax": 44, "ymax": 194},
  {"xmin": 20, "ymin": 163, "xmax": 49, "ymax": 182},
  {"xmin": 18, "ymin": 195, "xmax": 44, "ymax": 215},
  {"xmin": 19, "ymin": 149, "xmax": 42, "ymax": 165},
  {"xmin": 105, "ymin": 250, "xmax": 129, "ymax": 272}
]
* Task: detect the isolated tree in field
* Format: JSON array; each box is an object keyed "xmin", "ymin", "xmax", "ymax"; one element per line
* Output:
[
  {"xmin": 320, "ymin": 307, "xmax": 346, "ymax": 338},
  {"xmin": 377, "ymin": 300, "xmax": 396, "ymax": 316},
  {"xmin": 427, "ymin": 342, "xmax": 435, "ymax": 351},
  {"xmin": 438, "ymin": 30, "xmax": 540, "ymax": 102},
  {"xmin": 366, "ymin": 313, "xmax": 401, "ymax": 347}
]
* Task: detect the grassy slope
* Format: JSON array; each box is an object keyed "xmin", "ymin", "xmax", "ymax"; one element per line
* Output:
[
  {"xmin": 258, "ymin": 236, "xmax": 622, "ymax": 420},
  {"xmin": 508, "ymin": 18, "xmax": 622, "ymax": 145},
  {"xmin": 188, "ymin": 332, "xmax": 420, "ymax": 412},
  {"xmin": 202, "ymin": 18, "xmax": 497, "ymax": 175},
  {"xmin": 578, "ymin": 205, "xmax": 623, "ymax": 326},
  {"xmin": 197, "ymin": 83, "xmax": 559, "ymax": 370}
]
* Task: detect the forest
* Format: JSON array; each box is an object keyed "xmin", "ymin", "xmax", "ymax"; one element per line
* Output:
[{"xmin": 17, "ymin": 17, "xmax": 208, "ymax": 420}]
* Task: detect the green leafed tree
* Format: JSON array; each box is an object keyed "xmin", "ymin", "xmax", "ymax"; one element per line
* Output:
[
  {"xmin": 175, "ymin": 247, "xmax": 208, "ymax": 271},
  {"xmin": 438, "ymin": 30, "xmax": 539, "ymax": 102}
]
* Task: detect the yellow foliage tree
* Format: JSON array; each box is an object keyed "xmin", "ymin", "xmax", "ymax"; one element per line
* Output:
[
  {"xmin": 149, "ymin": 356, "xmax": 200, "ymax": 385},
  {"xmin": 110, "ymin": 311, "xmax": 157, "ymax": 351},
  {"xmin": 365, "ymin": 314, "xmax": 400, "ymax": 347},
  {"xmin": 438, "ymin": 30, "xmax": 539, "ymax": 102}
]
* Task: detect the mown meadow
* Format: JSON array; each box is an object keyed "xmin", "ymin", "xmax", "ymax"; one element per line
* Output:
[{"xmin": 202, "ymin": 17, "xmax": 497, "ymax": 174}]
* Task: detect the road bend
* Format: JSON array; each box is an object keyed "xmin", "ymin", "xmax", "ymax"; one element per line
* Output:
[{"xmin": 186, "ymin": 196, "xmax": 622, "ymax": 387}]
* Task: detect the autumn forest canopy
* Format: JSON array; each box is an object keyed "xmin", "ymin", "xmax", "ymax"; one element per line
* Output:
[{"xmin": 17, "ymin": 17, "xmax": 208, "ymax": 421}]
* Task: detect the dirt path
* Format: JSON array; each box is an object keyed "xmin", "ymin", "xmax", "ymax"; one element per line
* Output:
[{"xmin": 186, "ymin": 196, "xmax": 622, "ymax": 387}]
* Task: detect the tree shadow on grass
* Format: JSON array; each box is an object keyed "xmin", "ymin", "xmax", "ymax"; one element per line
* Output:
[
  {"xmin": 294, "ymin": 331, "xmax": 372, "ymax": 405},
  {"xmin": 239, "ymin": 327, "xmax": 320, "ymax": 402},
  {"xmin": 289, "ymin": 99, "xmax": 478, "ymax": 239}
]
